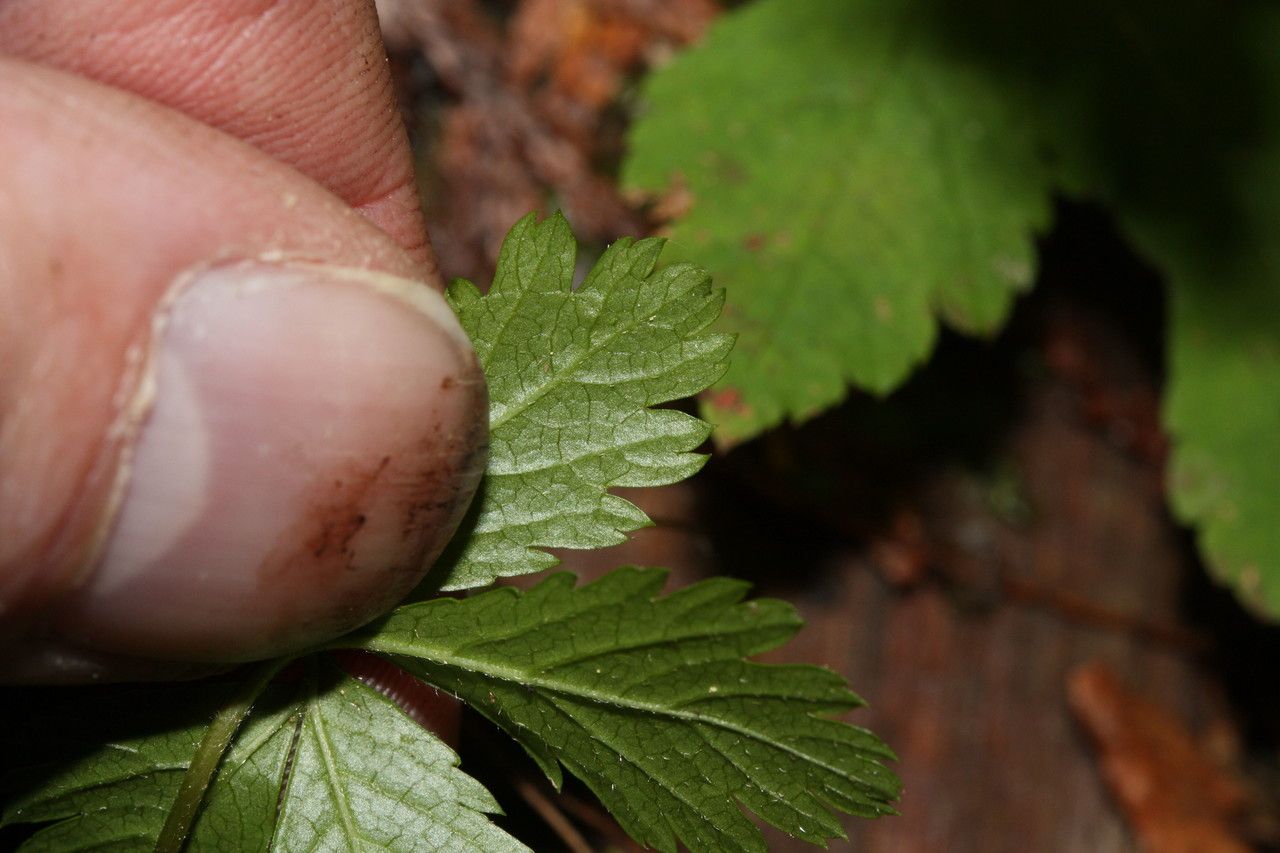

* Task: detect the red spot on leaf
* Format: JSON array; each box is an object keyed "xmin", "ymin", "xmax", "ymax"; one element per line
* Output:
[{"xmin": 704, "ymin": 386, "xmax": 751, "ymax": 418}]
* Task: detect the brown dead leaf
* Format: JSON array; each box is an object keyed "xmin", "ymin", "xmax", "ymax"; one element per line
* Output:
[
  {"xmin": 509, "ymin": 0, "xmax": 719, "ymax": 168},
  {"xmin": 381, "ymin": 0, "xmax": 689, "ymax": 282},
  {"xmin": 596, "ymin": 0, "xmax": 721, "ymax": 45},
  {"xmin": 1069, "ymin": 662, "xmax": 1252, "ymax": 853}
]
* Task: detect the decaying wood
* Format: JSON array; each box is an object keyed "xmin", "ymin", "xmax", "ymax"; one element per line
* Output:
[{"xmin": 1069, "ymin": 662, "xmax": 1251, "ymax": 853}]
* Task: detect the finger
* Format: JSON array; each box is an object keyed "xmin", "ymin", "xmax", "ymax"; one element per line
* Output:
[
  {"xmin": 0, "ymin": 61, "xmax": 486, "ymax": 679},
  {"xmin": 0, "ymin": 0, "xmax": 432, "ymax": 264}
]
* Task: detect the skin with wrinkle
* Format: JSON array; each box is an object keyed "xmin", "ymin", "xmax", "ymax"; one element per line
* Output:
[
  {"xmin": 0, "ymin": 33, "xmax": 484, "ymax": 676},
  {"xmin": 0, "ymin": 0, "xmax": 432, "ymax": 262}
]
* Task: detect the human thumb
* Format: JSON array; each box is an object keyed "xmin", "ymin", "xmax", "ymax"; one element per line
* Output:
[{"xmin": 0, "ymin": 61, "xmax": 486, "ymax": 680}]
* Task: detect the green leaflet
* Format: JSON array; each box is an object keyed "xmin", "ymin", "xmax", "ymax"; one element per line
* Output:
[
  {"xmin": 430, "ymin": 212, "xmax": 733, "ymax": 590},
  {"xmin": 198, "ymin": 663, "xmax": 523, "ymax": 852},
  {"xmin": 625, "ymin": 0, "xmax": 1051, "ymax": 443},
  {"xmin": 350, "ymin": 568, "xmax": 901, "ymax": 853},
  {"xmin": 1, "ymin": 666, "xmax": 525, "ymax": 852}
]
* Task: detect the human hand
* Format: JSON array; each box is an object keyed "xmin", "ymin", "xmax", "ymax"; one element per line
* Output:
[{"xmin": 0, "ymin": 0, "xmax": 487, "ymax": 681}]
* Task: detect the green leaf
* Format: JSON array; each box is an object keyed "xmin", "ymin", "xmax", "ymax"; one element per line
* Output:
[
  {"xmin": 350, "ymin": 567, "xmax": 901, "ymax": 853},
  {"xmin": 1164, "ymin": 260, "xmax": 1280, "ymax": 616},
  {"xmin": 624, "ymin": 0, "xmax": 1051, "ymax": 444},
  {"xmin": 1130, "ymin": 9, "xmax": 1280, "ymax": 618},
  {"xmin": 432, "ymin": 212, "xmax": 733, "ymax": 589},
  {"xmin": 628, "ymin": 0, "xmax": 1280, "ymax": 617},
  {"xmin": 1133, "ymin": 164, "xmax": 1280, "ymax": 618},
  {"xmin": 1024, "ymin": 0, "xmax": 1280, "ymax": 617},
  {"xmin": 1, "ymin": 665, "xmax": 527, "ymax": 852}
]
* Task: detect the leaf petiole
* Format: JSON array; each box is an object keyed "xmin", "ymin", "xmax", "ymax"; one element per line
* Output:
[{"xmin": 153, "ymin": 657, "xmax": 288, "ymax": 853}]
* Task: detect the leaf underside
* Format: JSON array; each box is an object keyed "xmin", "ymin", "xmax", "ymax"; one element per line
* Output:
[
  {"xmin": 353, "ymin": 568, "xmax": 900, "ymax": 853},
  {"xmin": 431, "ymin": 212, "xmax": 733, "ymax": 591},
  {"xmin": 1, "ymin": 668, "xmax": 526, "ymax": 853}
]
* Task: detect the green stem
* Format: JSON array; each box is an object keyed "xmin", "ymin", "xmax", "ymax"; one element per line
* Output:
[{"xmin": 154, "ymin": 658, "xmax": 286, "ymax": 853}]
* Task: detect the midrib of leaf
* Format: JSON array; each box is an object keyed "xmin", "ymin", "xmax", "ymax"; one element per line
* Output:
[
  {"xmin": 307, "ymin": 687, "xmax": 364, "ymax": 848},
  {"xmin": 364, "ymin": 638, "xmax": 858, "ymax": 782}
]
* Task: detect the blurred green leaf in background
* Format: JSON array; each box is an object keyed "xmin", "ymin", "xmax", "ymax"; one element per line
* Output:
[{"xmin": 626, "ymin": 0, "xmax": 1280, "ymax": 618}]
